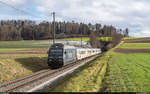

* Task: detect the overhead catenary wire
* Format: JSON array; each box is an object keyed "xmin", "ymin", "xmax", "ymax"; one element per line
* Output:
[
  {"xmin": 0, "ymin": 0, "xmax": 57, "ymax": 27},
  {"xmin": 0, "ymin": 0, "xmax": 38, "ymax": 18}
]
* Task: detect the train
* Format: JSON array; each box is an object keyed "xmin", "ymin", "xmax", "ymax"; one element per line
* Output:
[{"xmin": 47, "ymin": 43, "xmax": 101, "ymax": 69}]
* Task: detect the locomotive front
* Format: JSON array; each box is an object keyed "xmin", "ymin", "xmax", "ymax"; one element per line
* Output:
[{"xmin": 48, "ymin": 43, "xmax": 64, "ymax": 68}]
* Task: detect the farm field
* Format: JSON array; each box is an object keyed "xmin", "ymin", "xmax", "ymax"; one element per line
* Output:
[
  {"xmin": 102, "ymin": 38, "xmax": 150, "ymax": 92},
  {"xmin": 123, "ymin": 37, "xmax": 142, "ymax": 40},
  {"xmin": 0, "ymin": 40, "xmax": 52, "ymax": 51},
  {"xmin": 119, "ymin": 43, "xmax": 150, "ymax": 49},
  {"xmin": 102, "ymin": 50, "xmax": 150, "ymax": 92},
  {"xmin": 124, "ymin": 37, "xmax": 150, "ymax": 43}
]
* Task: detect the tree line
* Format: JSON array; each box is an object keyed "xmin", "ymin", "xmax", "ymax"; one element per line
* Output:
[{"xmin": 0, "ymin": 20, "xmax": 129, "ymax": 41}]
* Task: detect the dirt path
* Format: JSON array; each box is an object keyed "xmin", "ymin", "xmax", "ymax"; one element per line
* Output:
[
  {"xmin": 0, "ymin": 49, "xmax": 48, "ymax": 54},
  {"xmin": 125, "ymin": 38, "xmax": 150, "ymax": 43},
  {"xmin": 114, "ymin": 48, "xmax": 150, "ymax": 53}
]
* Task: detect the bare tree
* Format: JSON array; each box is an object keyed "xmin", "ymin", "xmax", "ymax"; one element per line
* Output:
[{"xmin": 89, "ymin": 32, "xmax": 101, "ymax": 48}]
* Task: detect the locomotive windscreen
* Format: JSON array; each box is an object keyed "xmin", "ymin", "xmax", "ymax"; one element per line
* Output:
[
  {"xmin": 48, "ymin": 43, "xmax": 64, "ymax": 58},
  {"xmin": 49, "ymin": 48, "xmax": 63, "ymax": 57}
]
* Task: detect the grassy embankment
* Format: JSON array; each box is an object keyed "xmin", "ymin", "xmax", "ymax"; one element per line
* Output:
[
  {"xmin": 0, "ymin": 40, "xmax": 50, "ymax": 82},
  {"xmin": 45, "ymin": 54, "xmax": 110, "ymax": 92},
  {"xmin": 0, "ymin": 54, "xmax": 48, "ymax": 82}
]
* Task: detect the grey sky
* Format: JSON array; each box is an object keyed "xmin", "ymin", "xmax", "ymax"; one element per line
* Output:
[{"xmin": 0, "ymin": 0, "xmax": 150, "ymax": 37}]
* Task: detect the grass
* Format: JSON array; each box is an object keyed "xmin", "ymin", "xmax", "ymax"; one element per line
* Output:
[
  {"xmin": 0, "ymin": 48, "xmax": 40, "ymax": 51},
  {"xmin": 45, "ymin": 54, "xmax": 110, "ymax": 92},
  {"xmin": 0, "ymin": 54, "xmax": 48, "ymax": 82},
  {"xmin": 119, "ymin": 43, "xmax": 150, "ymax": 49},
  {"xmin": 66, "ymin": 37, "xmax": 89, "ymax": 41},
  {"xmin": 103, "ymin": 49, "xmax": 150, "ymax": 92},
  {"xmin": 0, "ymin": 40, "xmax": 51, "ymax": 49}
]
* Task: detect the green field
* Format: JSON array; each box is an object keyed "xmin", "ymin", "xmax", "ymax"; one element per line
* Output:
[
  {"xmin": 103, "ymin": 49, "xmax": 150, "ymax": 92},
  {"xmin": 119, "ymin": 43, "xmax": 150, "ymax": 49},
  {"xmin": 0, "ymin": 40, "xmax": 51, "ymax": 51},
  {"xmin": 102, "ymin": 41, "xmax": 150, "ymax": 92}
]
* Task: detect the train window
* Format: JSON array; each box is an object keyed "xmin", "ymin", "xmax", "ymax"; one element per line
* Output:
[{"xmin": 50, "ymin": 48, "xmax": 63, "ymax": 54}]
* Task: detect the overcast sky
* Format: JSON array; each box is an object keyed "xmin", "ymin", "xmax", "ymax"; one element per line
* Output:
[{"xmin": 0, "ymin": 0, "xmax": 150, "ymax": 37}]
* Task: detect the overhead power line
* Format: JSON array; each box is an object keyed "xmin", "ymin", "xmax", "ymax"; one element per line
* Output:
[{"xmin": 0, "ymin": 0, "xmax": 39, "ymax": 18}]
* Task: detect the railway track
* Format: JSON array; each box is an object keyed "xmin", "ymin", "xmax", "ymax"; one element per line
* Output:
[{"xmin": 0, "ymin": 54, "xmax": 101, "ymax": 92}]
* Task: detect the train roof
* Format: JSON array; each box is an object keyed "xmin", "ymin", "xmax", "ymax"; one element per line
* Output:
[
  {"xmin": 51, "ymin": 43, "xmax": 76, "ymax": 49},
  {"xmin": 51, "ymin": 43, "xmax": 101, "ymax": 49},
  {"xmin": 50, "ymin": 43, "xmax": 64, "ymax": 48}
]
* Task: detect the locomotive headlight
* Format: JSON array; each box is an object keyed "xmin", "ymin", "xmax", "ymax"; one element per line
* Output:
[
  {"xmin": 58, "ymin": 56, "xmax": 62, "ymax": 58},
  {"xmin": 58, "ymin": 58, "xmax": 63, "ymax": 61},
  {"xmin": 49, "ymin": 58, "xmax": 52, "ymax": 62}
]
